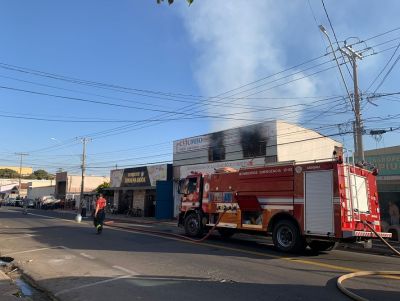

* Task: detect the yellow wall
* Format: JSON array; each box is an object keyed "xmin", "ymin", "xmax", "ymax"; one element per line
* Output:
[{"xmin": 0, "ymin": 166, "xmax": 33, "ymax": 176}]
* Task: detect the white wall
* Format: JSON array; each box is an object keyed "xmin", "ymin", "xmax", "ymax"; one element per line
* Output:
[
  {"xmin": 276, "ymin": 121, "xmax": 342, "ymax": 162},
  {"xmin": 28, "ymin": 186, "xmax": 55, "ymax": 200}
]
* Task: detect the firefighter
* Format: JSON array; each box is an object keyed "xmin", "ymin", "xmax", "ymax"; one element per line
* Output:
[{"xmin": 94, "ymin": 194, "xmax": 107, "ymax": 234}]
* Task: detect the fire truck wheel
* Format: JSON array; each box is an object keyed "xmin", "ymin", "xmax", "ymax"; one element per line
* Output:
[
  {"xmin": 309, "ymin": 241, "xmax": 337, "ymax": 252},
  {"xmin": 184, "ymin": 213, "xmax": 203, "ymax": 237},
  {"xmin": 218, "ymin": 228, "xmax": 235, "ymax": 239},
  {"xmin": 272, "ymin": 220, "xmax": 305, "ymax": 253}
]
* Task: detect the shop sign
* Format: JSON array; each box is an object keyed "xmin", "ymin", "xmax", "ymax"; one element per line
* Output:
[
  {"xmin": 174, "ymin": 135, "xmax": 209, "ymax": 154},
  {"xmin": 179, "ymin": 157, "xmax": 266, "ymax": 178},
  {"xmin": 366, "ymin": 153, "xmax": 400, "ymax": 176},
  {"xmin": 123, "ymin": 167, "xmax": 149, "ymax": 186},
  {"xmin": 111, "ymin": 164, "xmax": 168, "ymax": 188},
  {"xmin": 173, "ymin": 122, "xmax": 275, "ymax": 155}
]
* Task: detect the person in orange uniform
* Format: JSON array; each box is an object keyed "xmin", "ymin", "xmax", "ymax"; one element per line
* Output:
[{"xmin": 94, "ymin": 194, "xmax": 107, "ymax": 234}]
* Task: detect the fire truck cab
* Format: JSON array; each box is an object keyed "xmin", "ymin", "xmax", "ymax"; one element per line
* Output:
[{"xmin": 178, "ymin": 158, "xmax": 391, "ymax": 253}]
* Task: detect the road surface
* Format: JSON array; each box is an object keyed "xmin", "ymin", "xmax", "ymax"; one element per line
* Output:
[{"xmin": 0, "ymin": 207, "xmax": 399, "ymax": 301}]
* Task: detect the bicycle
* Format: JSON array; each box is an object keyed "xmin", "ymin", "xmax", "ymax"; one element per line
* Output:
[{"xmin": 132, "ymin": 207, "xmax": 142, "ymax": 217}]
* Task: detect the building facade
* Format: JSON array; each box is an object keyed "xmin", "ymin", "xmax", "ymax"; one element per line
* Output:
[
  {"xmin": 109, "ymin": 164, "xmax": 173, "ymax": 217},
  {"xmin": 27, "ymin": 181, "xmax": 55, "ymax": 200},
  {"xmin": 55, "ymin": 172, "xmax": 109, "ymax": 208},
  {"xmin": 172, "ymin": 120, "xmax": 342, "ymax": 216},
  {"xmin": 0, "ymin": 179, "xmax": 55, "ymax": 200},
  {"xmin": 364, "ymin": 145, "xmax": 400, "ymax": 231}
]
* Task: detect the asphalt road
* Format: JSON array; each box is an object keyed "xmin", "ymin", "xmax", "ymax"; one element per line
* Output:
[{"xmin": 0, "ymin": 207, "xmax": 399, "ymax": 301}]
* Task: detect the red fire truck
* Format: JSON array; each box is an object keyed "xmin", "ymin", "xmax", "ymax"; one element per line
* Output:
[{"xmin": 177, "ymin": 156, "xmax": 392, "ymax": 252}]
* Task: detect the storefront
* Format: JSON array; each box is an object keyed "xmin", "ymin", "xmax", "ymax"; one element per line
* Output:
[
  {"xmin": 109, "ymin": 164, "xmax": 173, "ymax": 217},
  {"xmin": 364, "ymin": 146, "xmax": 400, "ymax": 233}
]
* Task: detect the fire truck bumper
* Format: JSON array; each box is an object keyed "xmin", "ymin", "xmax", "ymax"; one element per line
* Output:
[{"xmin": 343, "ymin": 231, "xmax": 393, "ymax": 238}]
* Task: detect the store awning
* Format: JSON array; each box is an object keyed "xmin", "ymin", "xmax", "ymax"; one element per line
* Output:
[{"xmin": 0, "ymin": 184, "xmax": 18, "ymax": 193}]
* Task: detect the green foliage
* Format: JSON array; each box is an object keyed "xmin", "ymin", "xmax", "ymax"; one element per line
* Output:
[
  {"xmin": 96, "ymin": 182, "xmax": 111, "ymax": 195},
  {"xmin": 157, "ymin": 0, "xmax": 194, "ymax": 5},
  {"xmin": 0, "ymin": 168, "xmax": 19, "ymax": 178},
  {"xmin": 28, "ymin": 169, "xmax": 55, "ymax": 180}
]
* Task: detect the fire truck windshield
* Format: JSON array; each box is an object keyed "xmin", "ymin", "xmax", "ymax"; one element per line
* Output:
[
  {"xmin": 178, "ymin": 178, "xmax": 197, "ymax": 195},
  {"xmin": 186, "ymin": 178, "xmax": 197, "ymax": 194}
]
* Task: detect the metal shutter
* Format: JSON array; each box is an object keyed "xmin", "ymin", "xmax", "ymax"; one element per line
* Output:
[{"xmin": 305, "ymin": 170, "xmax": 334, "ymax": 235}]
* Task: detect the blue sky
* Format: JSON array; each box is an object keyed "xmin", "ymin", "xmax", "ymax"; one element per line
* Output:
[{"xmin": 1, "ymin": 0, "xmax": 399, "ymax": 176}]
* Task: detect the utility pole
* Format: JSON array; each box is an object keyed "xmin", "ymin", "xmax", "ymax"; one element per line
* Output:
[
  {"xmin": 319, "ymin": 25, "xmax": 366, "ymax": 163},
  {"xmin": 76, "ymin": 137, "xmax": 90, "ymax": 222},
  {"xmin": 341, "ymin": 45, "xmax": 364, "ymax": 162},
  {"xmin": 15, "ymin": 152, "xmax": 28, "ymax": 197}
]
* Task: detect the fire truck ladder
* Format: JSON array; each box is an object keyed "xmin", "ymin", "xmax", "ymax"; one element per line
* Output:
[{"xmin": 344, "ymin": 163, "xmax": 361, "ymax": 222}]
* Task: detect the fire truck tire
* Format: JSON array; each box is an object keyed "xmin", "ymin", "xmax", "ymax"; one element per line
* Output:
[
  {"xmin": 184, "ymin": 213, "xmax": 203, "ymax": 237},
  {"xmin": 218, "ymin": 228, "xmax": 235, "ymax": 239},
  {"xmin": 308, "ymin": 241, "xmax": 337, "ymax": 252},
  {"xmin": 272, "ymin": 219, "xmax": 305, "ymax": 253}
]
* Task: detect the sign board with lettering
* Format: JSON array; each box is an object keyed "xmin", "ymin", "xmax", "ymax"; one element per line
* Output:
[
  {"xmin": 173, "ymin": 122, "xmax": 276, "ymax": 155},
  {"xmin": 179, "ymin": 157, "xmax": 266, "ymax": 178},
  {"xmin": 110, "ymin": 164, "xmax": 172, "ymax": 188},
  {"xmin": 365, "ymin": 153, "xmax": 400, "ymax": 176}
]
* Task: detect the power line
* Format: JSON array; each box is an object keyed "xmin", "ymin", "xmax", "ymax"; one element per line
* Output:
[
  {"xmin": 366, "ymin": 41, "xmax": 400, "ymax": 92},
  {"xmin": 321, "ymin": 0, "xmax": 354, "ymax": 81},
  {"xmin": 373, "ymin": 52, "xmax": 400, "ymax": 93}
]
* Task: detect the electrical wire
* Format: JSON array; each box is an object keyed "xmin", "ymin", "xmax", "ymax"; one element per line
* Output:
[{"xmin": 366, "ymin": 41, "xmax": 400, "ymax": 92}]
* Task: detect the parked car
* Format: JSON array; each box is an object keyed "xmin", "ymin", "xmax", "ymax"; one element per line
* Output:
[
  {"xmin": 40, "ymin": 196, "xmax": 60, "ymax": 209},
  {"xmin": 6, "ymin": 198, "xmax": 16, "ymax": 206}
]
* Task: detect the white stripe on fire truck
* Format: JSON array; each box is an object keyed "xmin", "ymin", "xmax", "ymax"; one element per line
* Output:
[
  {"xmin": 261, "ymin": 205, "xmax": 293, "ymax": 210},
  {"xmin": 181, "ymin": 201, "xmax": 200, "ymax": 207},
  {"xmin": 257, "ymin": 197, "xmax": 304, "ymax": 204}
]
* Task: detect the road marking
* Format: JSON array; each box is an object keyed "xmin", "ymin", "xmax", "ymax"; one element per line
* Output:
[
  {"xmin": 0, "ymin": 234, "xmax": 35, "ymax": 241},
  {"xmin": 112, "ymin": 265, "xmax": 140, "ymax": 276},
  {"xmin": 3, "ymin": 246, "xmax": 67, "ymax": 256},
  {"xmin": 27, "ymin": 212, "xmax": 89, "ymax": 225},
  {"xmin": 80, "ymin": 252, "xmax": 95, "ymax": 260},
  {"xmin": 55, "ymin": 275, "xmax": 132, "ymax": 296}
]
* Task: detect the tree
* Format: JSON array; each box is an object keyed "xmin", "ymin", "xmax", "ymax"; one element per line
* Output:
[
  {"xmin": 0, "ymin": 168, "xmax": 19, "ymax": 178},
  {"xmin": 157, "ymin": 0, "xmax": 194, "ymax": 5},
  {"xmin": 28, "ymin": 169, "xmax": 55, "ymax": 180},
  {"xmin": 95, "ymin": 182, "xmax": 111, "ymax": 195}
]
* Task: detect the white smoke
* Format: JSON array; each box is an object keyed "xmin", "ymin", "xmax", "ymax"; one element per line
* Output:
[{"xmin": 178, "ymin": 0, "xmax": 319, "ymax": 131}]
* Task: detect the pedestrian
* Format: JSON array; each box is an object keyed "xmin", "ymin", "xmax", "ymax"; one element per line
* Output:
[
  {"xmin": 81, "ymin": 199, "xmax": 87, "ymax": 218},
  {"xmin": 388, "ymin": 201, "xmax": 399, "ymax": 226},
  {"xmin": 94, "ymin": 194, "xmax": 107, "ymax": 234},
  {"xmin": 22, "ymin": 197, "xmax": 28, "ymax": 215}
]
